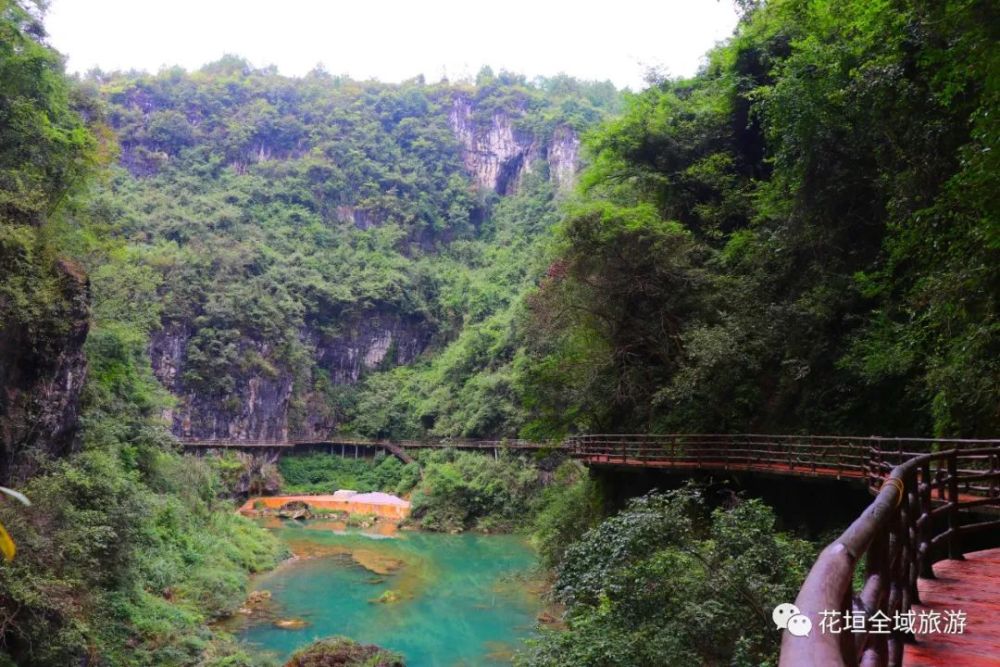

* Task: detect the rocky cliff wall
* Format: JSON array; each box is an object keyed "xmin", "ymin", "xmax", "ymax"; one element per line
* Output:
[
  {"xmin": 449, "ymin": 96, "xmax": 580, "ymax": 194},
  {"xmin": 138, "ymin": 93, "xmax": 582, "ymax": 442},
  {"xmin": 0, "ymin": 259, "xmax": 90, "ymax": 483},
  {"xmin": 149, "ymin": 311, "xmax": 432, "ymax": 440}
]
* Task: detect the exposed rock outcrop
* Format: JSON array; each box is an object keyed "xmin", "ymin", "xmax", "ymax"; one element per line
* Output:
[
  {"xmin": 335, "ymin": 205, "xmax": 382, "ymax": 230},
  {"xmin": 312, "ymin": 313, "xmax": 431, "ymax": 385},
  {"xmin": 149, "ymin": 311, "xmax": 432, "ymax": 440},
  {"xmin": 284, "ymin": 637, "xmax": 404, "ymax": 667},
  {"xmin": 547, "ymin": 125, "xmax": 581, "ymax": 192},
  {"xmin": 0, "ymin": 259, "xmax": 89, "ymax": 483},
  {"xmin": 449, "ymin": 96, "xmax": 539, "ymax": 194},
  {"xmin": 449, "ymin": 96, "xmax": 580, "ymax": 194},
  {"xmin": 150, "ymin": 324, "xmax": 295, "ymax": 440}
]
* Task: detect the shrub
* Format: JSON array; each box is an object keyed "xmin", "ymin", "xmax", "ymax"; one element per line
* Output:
[
  {"xmin": 278, "ymin": 452, "xmax": 410, "ymax": 495},
  {"xmin": 408, "ymin": 449, "xmax": 541, "ymax": 532},
  {"xmin": 284, "ymin": 636, "xmax": 404, "ymax": 667},
  {"xmin": 518, "ymin": 487, "xmax": 815, "ymax": 667}
]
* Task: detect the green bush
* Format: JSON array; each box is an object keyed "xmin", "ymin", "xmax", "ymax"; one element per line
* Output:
[
  {"xmin": 530, "ymin": 460, "xmax": 603, "ymax": 568},
  {"xmin": 518, "ymin": 487, "xmax": 814, "ymax": 667},
  {"xmin": 408, "ymin": 449, "xmax": 541, "ymax": 532},
  {"xmin": 277, "ymin": 452, "xmax": 413, "ymax": 495},
  {"xmin": 285, "ymin": 636, "xmax": 404, "ymax": 667},
  {"xmin": 0, "ymin": 448, "xmax": 286, "ymax": 665}
]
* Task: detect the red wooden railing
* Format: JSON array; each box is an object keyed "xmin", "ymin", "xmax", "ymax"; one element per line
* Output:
[
  {"xmin": 566, "ymin": 433, "xmax": 872, "ymax": 479},
  {"xmin": 779, "ymin": 445, "xmax": 1000, "ymax": 666}
]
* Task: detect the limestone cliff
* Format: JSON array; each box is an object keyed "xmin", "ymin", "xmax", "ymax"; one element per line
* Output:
[
  {"xmin": 449, "ymin": 96, "xmax": 580, "ymax": 194},
  {"xmin": 0, "ymin": 259, "xmax": 90, "ymax": 483},
  {"xmin": 105, "ymin": 78, "xmax": 589, "ymax": 442},
  {"xmin": 149, "ymin": 312, "xmax": 432, "ymax": 440}
]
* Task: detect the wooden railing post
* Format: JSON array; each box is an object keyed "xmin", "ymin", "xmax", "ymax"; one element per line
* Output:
[
  {"xmin": 902, "ymin": 466, "xmax": 920, "ymax": 610},
  {"xmin": 919, "ymin": 459, "xmax": 935, "ymax": 579},
  {"xmin": 991, "ymin": 452, "xmax": 999, "ymax": 499},
  {"xmin": 946, "ymin": 452, "xmax": 964, "ymax": 560}
]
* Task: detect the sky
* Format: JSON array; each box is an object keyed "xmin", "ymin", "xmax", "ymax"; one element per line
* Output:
[{"xmin": 45, "ymin": 0, "xmax": 740, "ymax": 91}]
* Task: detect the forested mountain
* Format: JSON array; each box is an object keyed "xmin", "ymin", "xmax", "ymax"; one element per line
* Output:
[
  {"xmin": 0, "ymin": 2, "xmax": 620, "ymax": 661},
  {"xmin": 34, "ymin": 0, "xmax": 996, "ymax": 448},
  {"xmin": 87, "ymin": 62, "xmax": 617, "ymax": 440},
  {"xmin": 1, "ymin": 0, "xmax": 997, "ymax": 664}
]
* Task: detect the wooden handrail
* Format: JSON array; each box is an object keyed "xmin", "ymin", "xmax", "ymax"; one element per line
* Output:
[{"xmin": 779, "ymin": 446, "xmax": 1000, "ymax": 666}]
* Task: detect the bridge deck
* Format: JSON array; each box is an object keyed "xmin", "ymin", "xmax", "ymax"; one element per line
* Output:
[{"xmin": 904, "ymin": 548, "xmax": 1000, "ymax": 667}]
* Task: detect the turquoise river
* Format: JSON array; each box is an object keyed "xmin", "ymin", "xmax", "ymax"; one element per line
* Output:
[{"xmin": 235, "ymin": 519, "xmax": 544, "ymax": 666}]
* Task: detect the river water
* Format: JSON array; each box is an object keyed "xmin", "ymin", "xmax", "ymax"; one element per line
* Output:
[{"xmin": 236, "ymin": 519, "xmax": 542, "ymax": 666}]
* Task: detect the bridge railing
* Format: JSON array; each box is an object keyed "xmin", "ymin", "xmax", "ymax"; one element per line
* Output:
[
  {"xmin": 180, "ymin": 436, "xmax": 553, "ymax": 450},
  {"xmin": 567, "ymin": 434, "xmax": 1000, "ymax": 484},
  {"xmin": 180, "ymin": 439, "xmax": 298, "ymax": 448},
  {"xmin": 779, "ymin": 445, "xmax": 1000, "ymax": 667},
  {"xmin": 569, "ymin": 434, "xmax": 875, "ymax": 480}
]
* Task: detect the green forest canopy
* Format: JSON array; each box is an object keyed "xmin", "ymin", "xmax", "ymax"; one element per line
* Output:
[
  {"xmin": 519, "ymin": 0, "xmax": 998, "ymax": 438},
  {"xmin": 0, "ymin": 0, "xmax": 997, "ymax": 664},
  {"xmin": 70, "ymin": 0, "xmax": 999, "ymax": 443}
]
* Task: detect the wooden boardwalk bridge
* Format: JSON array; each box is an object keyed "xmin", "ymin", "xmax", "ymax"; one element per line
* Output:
[{"xmin": 181, "ymin": 433, "xmax": 1000, "ymax": 665}]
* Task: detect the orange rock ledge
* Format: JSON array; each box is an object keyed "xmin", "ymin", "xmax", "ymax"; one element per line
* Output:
[{"xmin": 239, "ymin": 491, "xmax": 411, "ymax": 520}]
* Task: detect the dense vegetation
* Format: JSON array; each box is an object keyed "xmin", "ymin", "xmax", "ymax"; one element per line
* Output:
[
  {"xmin": 1, "ymin": 4, "xmax": 285, "ymax": 665},
  {"xmin": 510, "ymin": 1, "xmax": 997, "ymax": 661},
  {"xmin": 519, "ymin": 488, "xmax": 814, "ymax": 667},
  {"xmin": 193, "ymin": 0, "xmax": 997, "ymax": 443},
  {"xmin": 277, "ymin": 452, "xmax": 418, "ymax": 496},
  {"xmin": 89, "ymin": 57, "xmax": 616, "ymax": 439},
  {"xmin": 520, "ymin": 0, "xmax": 998, "ymax": 438},
  {"xmin": 511, "ymin": 1, "xmax": 996, "ymax": 663},
  {"xmin": 277, "ymin": 448, "xmax": 566, "ymax": 533}
]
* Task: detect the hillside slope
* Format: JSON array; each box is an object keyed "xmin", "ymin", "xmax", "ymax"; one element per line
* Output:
[{"xmin": 90, "ymin": 63, "xmax": 618, "ymax": 439}]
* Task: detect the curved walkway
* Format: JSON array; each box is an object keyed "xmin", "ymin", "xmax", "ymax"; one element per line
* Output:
[{"xmin": 904, "ymin": 548, "xmax": 1000, "ymax": 667}]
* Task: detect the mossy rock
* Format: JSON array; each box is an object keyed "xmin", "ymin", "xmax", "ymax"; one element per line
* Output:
[
  {"xmin": 284, "ymin": 636, "xmax": 405, "ymax": 666},
  {"xmin": 369, "ymin": 589, "xmax": 403, "ymax": 604},
  {"xmin": 278, "ymin": 501, "xmax": 314, "ymax": 520}
]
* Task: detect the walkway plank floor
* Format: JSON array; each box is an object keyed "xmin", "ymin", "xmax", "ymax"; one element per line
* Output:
[{"xmin": 904, "ymin": 548, "xmax": 1000, "ymax": 667}]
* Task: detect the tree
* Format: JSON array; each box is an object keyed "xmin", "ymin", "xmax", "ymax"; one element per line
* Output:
[{"xmin": 520, "ymin": 488, "xmax": 813, "ymax": 667}]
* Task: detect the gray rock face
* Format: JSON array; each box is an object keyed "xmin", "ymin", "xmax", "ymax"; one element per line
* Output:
[
  {"xmin": 547, "ymin": 125, "xmax": 581, "ymax": 192},
  {"xmin": 449, "ymin": 96, "xmax": 539, "ymax": 194},
  {"xmin": 149, "ymin": 312, "xmax": 431, "ymax": 440},
  {"xmin": 335, "ymin": 205, "xmax": 382, "ymax": 230},
  {"xmin": 0, "ymin": 259, "xmax": 90, "ymax": 483},
  {"xmin": 312, "ymin": 313, "xmax": 431, "ymax": 384},
  {"xmin": 449, "ymin": 96, "xmax": 580, "ymax": 194}
]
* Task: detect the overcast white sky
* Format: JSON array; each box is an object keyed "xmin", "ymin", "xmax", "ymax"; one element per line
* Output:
[{"xmin": 46, "ymin": 1, "xmax": 740, "ymax": 91}]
